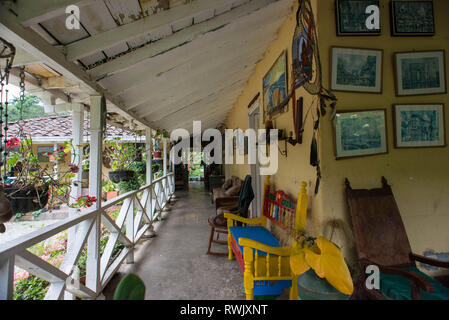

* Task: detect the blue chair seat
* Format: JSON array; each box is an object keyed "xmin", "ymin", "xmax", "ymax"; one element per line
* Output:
[
  {"xmin": 379, "ymin": 267, "xmax": 449, "ymax": 300},
  {"xmin": 229, "ymin": 226, "xmax": 280, "ymax": 256}
]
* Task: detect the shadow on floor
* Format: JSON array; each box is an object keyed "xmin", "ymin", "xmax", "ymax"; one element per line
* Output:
[{"xmin": 103, "ymin": 182, "xmax": 246, "ymax": 300}]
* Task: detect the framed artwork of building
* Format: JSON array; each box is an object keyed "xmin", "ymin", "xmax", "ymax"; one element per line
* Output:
[
  {"xmin": 336, "ymin": 0, "xmax": 381, "ymax": 36},
  {"xmin": 331, "ymin": 47, "xmax": 383, "ymax": 93},
  {"xmin": 393, "ymin": 104, "xmax": 446, "ymax": 148},
  {"xmin": 394, "ymin": 50, "xmax": 446, "ymax": 96},
  {"xmin": 390, "ymin": 0, "xmax": 435, "ymax": 36}
]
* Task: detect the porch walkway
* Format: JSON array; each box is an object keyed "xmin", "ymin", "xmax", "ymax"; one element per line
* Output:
[{"xmin": 104, "ymin": 182, "xmax": 246, "ymax": 300}]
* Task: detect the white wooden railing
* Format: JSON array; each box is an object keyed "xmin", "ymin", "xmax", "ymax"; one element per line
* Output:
[{"xmin": 0, "ymin": 173, "xmax": 175, "ymax": 300}]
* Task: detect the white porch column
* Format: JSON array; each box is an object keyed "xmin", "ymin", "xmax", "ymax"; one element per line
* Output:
[
  {"xmin": 144, "ymin": 128, "xmax": 155, "ymax": 237},
  {"xmin": 146, "ymin": 129, "xmax": 153, "ymax": 185},
  {"xmin": 163, "ymin": 138, "xmax": 167, "ymax": 177},
  {"xmin": 86, "ymin": 95, "xmax": 103, "ymax": 294},
  {"xmin": 53, "ymin": 143, "xmax": 59, "ymax": 180},
  {"xmin": 65, "ymin": 103, "xmax": 84, "ymax": 300}
]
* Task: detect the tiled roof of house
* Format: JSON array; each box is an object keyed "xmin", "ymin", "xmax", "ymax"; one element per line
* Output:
[{"xmin": 7, "ymin": 115, "xmax": 136, "ymax": 139}]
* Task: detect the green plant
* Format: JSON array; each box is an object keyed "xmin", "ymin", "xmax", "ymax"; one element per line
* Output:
[
  {"xmin": 154, "ymin": 129, "xmax": 169, "ymax": 139},
  {"xmin": 4, "ymin": 137, "xmax": 93, "ymax": 209},
  {"xmin": 13, "ymin": 273, "xmax": 49, "ymax": 300},
  {"xmin": 104, "ymin": 138, "xmax": 140, "ymax": 171},
  {"xmin": 117, "ymin": 174, "xmax": 142, "ymax": 193},
  {"xmin": 113, "ymin": 274, "xmax": 146, "ymax": 300},
  {"xmin": 102, "ymin": 180, "xmax": 117, "ymax": 193}
]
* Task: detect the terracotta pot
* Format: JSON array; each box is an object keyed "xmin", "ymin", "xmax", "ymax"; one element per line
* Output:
[{"xmin": 106, "ymin": 191, "xmax": 119, "ymax": 201}]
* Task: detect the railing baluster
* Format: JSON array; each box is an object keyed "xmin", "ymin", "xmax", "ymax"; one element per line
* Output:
[
  {"xmin": 0, "ymin": 256, "xmax": 15, "ymax": 300},
  {"xmin": 0, "ymin": 173, "xmax": 175, "ymax": 300}
]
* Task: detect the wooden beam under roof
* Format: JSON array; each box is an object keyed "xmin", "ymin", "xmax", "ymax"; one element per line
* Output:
[
  {"xmin": 65, "ymin": 0, "xmax": 250, "ymax": 61},
  {"xmin": 0, "ymin": 5, "xmax": 154, "ymax": 130},
  {"xmin": 10, "ymin": 0, "xmax": 96, "ymax": 27},
  {"xmin": 102, "ymin": 13, "xmax": 285, "ymax": 96},
  {"xmin": 86, "ymin": 0, "xmax": 280, "ymax": 80}
]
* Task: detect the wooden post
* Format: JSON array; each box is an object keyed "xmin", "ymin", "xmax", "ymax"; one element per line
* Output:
[
  {"xmin": 66, "ymin": 103, "xmax": 84, "ymax": 300},
  {"xmin": 0, "ymin": 256, "xmax": 15, "ymax": 300},
  {"xmin": 86, "ymin": 95, "xmax": 103, "ymax": 294}
]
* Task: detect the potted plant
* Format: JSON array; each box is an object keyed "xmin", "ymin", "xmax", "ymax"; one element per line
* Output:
[
  {"xmin": 1, "ymin": 137, "xmax": 97, "ymax": 223},
  {"xmin": 102, "ymin": 180, "xmax": 119, "ymax": 201},
  {"xmin": 153, "ymin": 129, "xmax": 168, "ymax": 159},
  {"xmin": 104, "ymin": 138, "xmax": 138, "ymax": 183}
]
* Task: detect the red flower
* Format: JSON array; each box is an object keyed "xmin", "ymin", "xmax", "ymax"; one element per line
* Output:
[
  {"xmin": 6, "ymin": 137, "xmax": 20, "ymax": 149},
  {"xmin": 47, "ymin": 152, "xmax": 52, "ymax": 156}
]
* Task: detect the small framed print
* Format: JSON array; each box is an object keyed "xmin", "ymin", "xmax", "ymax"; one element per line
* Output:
[
  {"xmin": 394, "ymin": 50, "xmax": 447, "ymax": 96},
  {"xmin": 393, "ymin": 104, "xmax": 446, "ymax": 148},
  {"xmin": 331, "ymin": 47, "xmax": 383, "ymax": 93},
  {"xmin": 390, "ymin": 0, "xmax": 435, "ymax": 36},
  {"xmin": 335, "ymin": 109, "xmax": 388, "ymax": 159},
  {"xmin": 336, "ymin": 0, "xmax": 381, "ymax": 36}
]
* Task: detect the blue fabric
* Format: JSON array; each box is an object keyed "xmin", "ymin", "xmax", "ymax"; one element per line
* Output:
[
  {"xmin": 229, "ymin": 226, "xmax": 280, "ymax": 256},
  {"xmin": 379, "ymin": 267, "xmax": 449, "ymax": 300}
]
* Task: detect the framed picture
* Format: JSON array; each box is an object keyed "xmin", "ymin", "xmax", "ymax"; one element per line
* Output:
[
  {"xmin": 390, "ymin": 1, "xmax": 435, "ymax": 36},
  {"xmin": 393, "ymin": 104, "xmax": 446, "ymax": 148},
  {"xmin": 263, "ymin": 51, "xmax": 288, "ymax": 120},
  {"xmin": 334, "ymin": 109, "xmax": 388, "ymax": 159},
  {"xmin": 394, "ymin": 50, "xmax": 446, "ymax": 96},
  {"xmin": 331, "ymin": 47, "xmax": 383, "ymax": 93},
  {"xmin": 336, "ymin": 0, "xmax": 381, "ymax": 36}
]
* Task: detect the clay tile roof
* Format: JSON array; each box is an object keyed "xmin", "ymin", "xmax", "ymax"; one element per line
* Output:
[{"xmin": 7, "ymin": 115, "xmax": 135, "ymax": 140}]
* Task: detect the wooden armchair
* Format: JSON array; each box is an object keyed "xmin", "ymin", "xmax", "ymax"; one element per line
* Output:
[{"xmin": 345, "ymin": 177, "xmax": 449, "ymax": 300}]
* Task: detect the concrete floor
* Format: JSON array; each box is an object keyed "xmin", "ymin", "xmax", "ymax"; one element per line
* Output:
[{"xmin": 103, "ymin": 182, "xmax": 247, "ymax": 300}]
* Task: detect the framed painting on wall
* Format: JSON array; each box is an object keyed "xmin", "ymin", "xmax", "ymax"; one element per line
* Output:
[
  {"xmin": 334, "ymin": 109, "xmax": 388, "ymax": 159},
  {"xmin": 393, "ymin": 104, "xmax": 446, "ymax": 148},
  {"xmin": 390, "ymin": 0, "xmax": 435, "ymax": 36},
  {"xmin": 331, "ymin": 47, "xmax": 383, "ymax": 93},
  {"xmin": 394, "ymin": 50, "xmax": 446, "ymax": 96},
  {"xmin": 336, "ymin": 0, "xmax": 381, "ymax": 36},
  {"xmin": 263, "ymin": 51, "xmax": 288, "ymax": 120}
]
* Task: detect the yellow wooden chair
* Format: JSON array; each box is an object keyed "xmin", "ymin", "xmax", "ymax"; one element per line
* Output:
[{"xmin": 224, "ymin": 177, "xmax": 308, "ymax": 300}]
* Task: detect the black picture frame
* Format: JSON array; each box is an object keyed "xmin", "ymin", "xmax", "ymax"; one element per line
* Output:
[
  {"xmin": 390, "ymin": 0, "xmax": 435, "ymax": 36},
  {"xmin": 336, "ymin": 0, "xmax": 381, "ymax": 36}
]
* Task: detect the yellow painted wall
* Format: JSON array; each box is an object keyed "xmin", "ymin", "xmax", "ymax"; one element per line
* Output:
[
  {"xmin": 225, "ymin": 0, "xmax": 449, "ymax": 270},
  {"xmin": 225, "ymin": 0, "xmax": 323, "ymax": 243},
  {"xmin": 317, "ymin": 0, "xmax": 449, "ymax": 268}
]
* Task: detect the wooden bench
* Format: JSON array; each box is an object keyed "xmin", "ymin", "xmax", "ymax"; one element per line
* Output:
[{"xmin": 224, "ymin": 177, "xmax": 308, "ymax": 300}]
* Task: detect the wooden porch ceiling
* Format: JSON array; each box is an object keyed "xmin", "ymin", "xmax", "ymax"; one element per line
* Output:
[{"xmin": 0, "ymin": 0, "xmax": 293, "ymax": 133}]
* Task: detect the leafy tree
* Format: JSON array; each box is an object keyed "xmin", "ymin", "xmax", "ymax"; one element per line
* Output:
[{"xmin": 5, "ymin": 95, "xmax": 45, "ymax": 122}]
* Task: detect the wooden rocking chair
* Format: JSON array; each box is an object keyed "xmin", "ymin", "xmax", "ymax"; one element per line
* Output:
[{"xmin": 345, "ymin": 177, "xmax": 449, "ymax": 300}]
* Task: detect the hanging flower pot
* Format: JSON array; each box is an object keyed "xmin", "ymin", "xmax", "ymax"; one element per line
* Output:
[
  {"xmin": 4, "ymin": 184, "xmax": 50, "ymax": 215},
  {"xmin": 109, "ymin": 170, "xmax": 135, "ymax": 183}
]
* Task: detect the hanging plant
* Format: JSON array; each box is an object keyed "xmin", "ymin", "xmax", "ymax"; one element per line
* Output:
[{"xmin": 104, "ymin": 138, "xmax": 139, "ymax": 183}]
